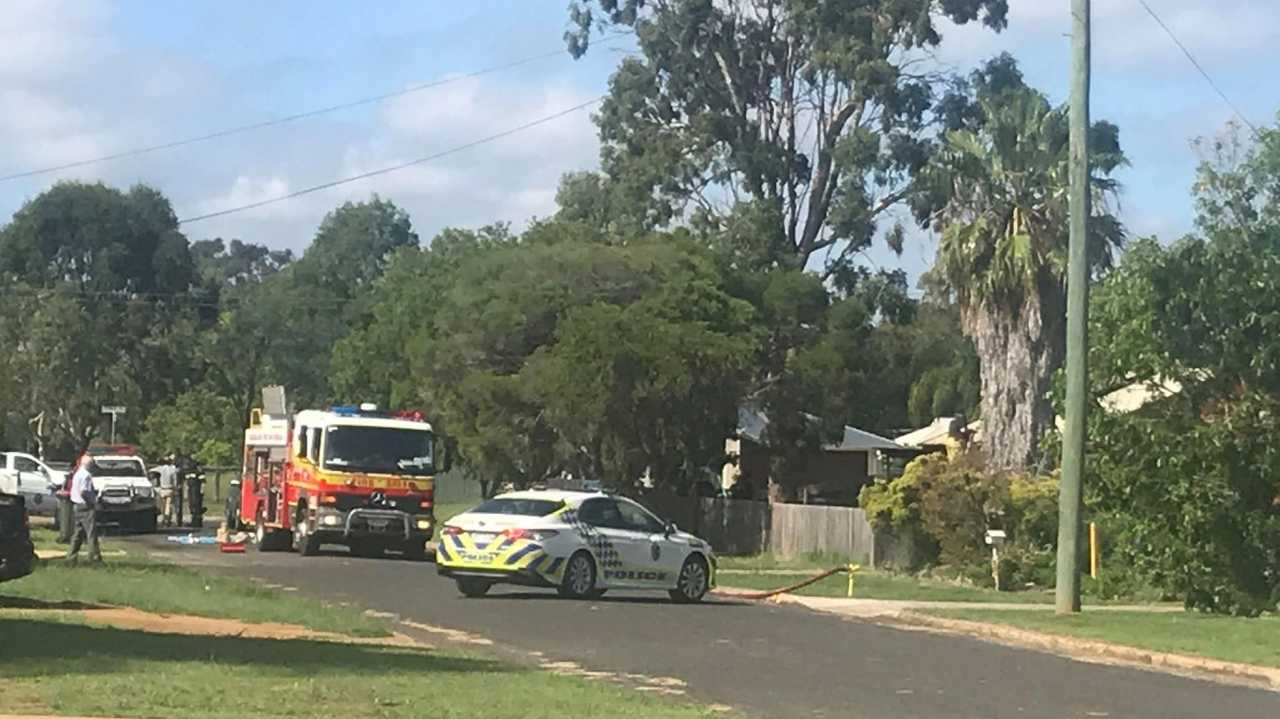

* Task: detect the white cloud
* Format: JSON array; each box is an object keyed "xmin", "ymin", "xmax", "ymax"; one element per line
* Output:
[
  {"xmin": 0, "ymin": 0, "xmax": 604, "ymax": 257},
  {"xmin": 0, "ymin": 0, "xmax": 114, "ymax": 81},
  {"xmin": 936, "ymin": 0, "xmax": 1280, "ymax": 69}
]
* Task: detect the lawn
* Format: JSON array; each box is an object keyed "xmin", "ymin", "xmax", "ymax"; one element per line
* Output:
[
  {"xmin": 720, "ymin": 567, "xmax": 1056, "ymax": 603},
  {"xmin": 1, "ymin": 558, "xmax": 391, "ymax": 637},
  {"xmin": 717, "ymin": 552, "xmax": 856, "ymax": 572},
  {"xmin": 29, "ymin": 525, "xmax": 67, "ymax": 552},
  {"xmin": 0, "ymin": 616, "xmax": 729, "ymax": 719},
  {"xmin": 921, "ymin": 608, "xmax": 1280, "ymax": 669},
  {"xmin": 434, "ymin": 500, "xmax": 479, "ymax": 525}
]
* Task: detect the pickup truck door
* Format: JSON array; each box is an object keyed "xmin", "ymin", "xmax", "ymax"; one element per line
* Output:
[{"xmin": 11, "ymin": 455, "xmax": 52, "ymax": 513}]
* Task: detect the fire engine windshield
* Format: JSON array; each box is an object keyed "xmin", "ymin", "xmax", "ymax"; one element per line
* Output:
[{"xmin": 322, "ymin": 426, "xmax": 434, "ymax": 476}]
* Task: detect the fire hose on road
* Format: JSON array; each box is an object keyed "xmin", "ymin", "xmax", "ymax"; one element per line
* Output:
[{"xmin": 716, "ymin": 564, "xmax": 862, "ymax": 600}]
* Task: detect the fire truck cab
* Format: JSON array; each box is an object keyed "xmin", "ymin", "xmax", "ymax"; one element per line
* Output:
[{"xmin": 238, "ymin": 401, "xmax": 444, "ymax": 559}]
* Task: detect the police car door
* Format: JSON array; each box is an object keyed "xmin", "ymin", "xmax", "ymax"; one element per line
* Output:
[
  {"xmin": 613, "ymin": 498, "xmax": 679, "ymax": 587},
  {"xmin": 577, "ymin": 498, "xmax": 648, "ymax": 587}
]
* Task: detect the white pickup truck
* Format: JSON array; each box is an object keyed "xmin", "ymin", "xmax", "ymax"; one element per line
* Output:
[
  {"xmin": 88, "ymin": 454, "xmax": 158, "ymax": 533},
  {"xmin": 0, "ymin": 452, "xmax": 63, "ymax": 517}
]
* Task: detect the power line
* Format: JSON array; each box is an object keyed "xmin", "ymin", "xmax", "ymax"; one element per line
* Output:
[
  {"xmin": 177, "ymin": 96, "xmax": 603, "ymax": 225},
  {"xmin": 1136, "ymin": 0, "xmax": 1258, "ymax": 134},
  {"xmin": 0, "ymin": 46, "xmax": 580, "ymax": 183}
]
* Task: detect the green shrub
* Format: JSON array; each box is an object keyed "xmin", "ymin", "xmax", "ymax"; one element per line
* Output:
[
  {"xmin": 997, "ymin": 546, "xmax": 1056, "ymax": 590},
  {"xmin": 1007, "ymin": 473, "xmax": 1059, "ymax": 549},
  {"xmin": 863, "ymin": 452, "xmax": 1068, "ymax": 591}
]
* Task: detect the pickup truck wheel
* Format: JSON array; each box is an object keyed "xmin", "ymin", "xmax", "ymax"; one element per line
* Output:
[
  {"xmin": 401, "ymin": 541, "xmax": 428, "ymax": 561},
  {"xmin": 136, "ymin": 510, "xmax": 157, "ymax": 534}
]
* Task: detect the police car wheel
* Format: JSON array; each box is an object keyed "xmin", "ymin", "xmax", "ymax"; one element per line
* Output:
[
  {"xmin": 456, "ymin": 578, "xmax": 491, "ymax": 597},
  {"xmin": 669, "ymin": 555, "xmax": 710, "ymax": 603},
  {"xmin": 558, "ymin": 551, "xmax": 597, "ymax": 599}
]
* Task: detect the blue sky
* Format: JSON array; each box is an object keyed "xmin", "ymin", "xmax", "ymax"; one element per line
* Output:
[{"xmin": 2, "ymin": 1, "xmax": 1276, "ymax": 286}]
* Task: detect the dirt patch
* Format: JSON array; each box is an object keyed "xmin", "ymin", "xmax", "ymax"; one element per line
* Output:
[{"xmin": 0, "ymin": 605, "xmax": 420, "ymax": 649}]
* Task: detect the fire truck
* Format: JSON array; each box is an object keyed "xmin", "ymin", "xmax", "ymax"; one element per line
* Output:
[{"xmin": 234, "ymin": 388, "xmax": 448, "ymax": 559}]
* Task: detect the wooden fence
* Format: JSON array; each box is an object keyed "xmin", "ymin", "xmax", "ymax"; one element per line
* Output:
[{"xmin": 643, "ymin": 493, "xmax": 878, "ymax": 564}]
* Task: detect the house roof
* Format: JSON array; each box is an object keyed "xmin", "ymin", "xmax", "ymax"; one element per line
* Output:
[
  {"xmin": 894, "ymin": 417, "xmax": 962, "ymax": 448},
  {"xmin": 1099, "ymin": 377, "xmax": 1183, "ymax": 413},
  {"xmin": 736, "ymin": 406, "xmax": 899, "ymax": 453},
  {"xmin": 828, "ymin": 425, "xmax": 903, "ymax": 453}
]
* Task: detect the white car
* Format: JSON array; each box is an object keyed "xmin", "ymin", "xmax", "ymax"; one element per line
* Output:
[
  {"xmin": 436, "ymin": 490, "xmax": 716, "ymax": 602},
  {"xmin": 0, "ymin": 452, "xmax": 63, "ymax": 517}
]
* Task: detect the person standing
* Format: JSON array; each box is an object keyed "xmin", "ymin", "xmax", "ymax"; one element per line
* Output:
[
  {"xmin": 66, "ymin": 456, "xmax": 102, "ymax": 563},
  {"xmin": 157, "ymin": 457, "xmax": 178, "ymax": 527}
]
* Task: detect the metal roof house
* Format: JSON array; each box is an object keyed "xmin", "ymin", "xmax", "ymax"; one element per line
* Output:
[{"xmin": 722, "ymin": 407, "xmax": 908, "ymax": 506}]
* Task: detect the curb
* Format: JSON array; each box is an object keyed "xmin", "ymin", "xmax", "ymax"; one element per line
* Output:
[
  {"xmin": 884, "ymin": 611, "xmax": 1280, "ymax": 692},
  {"xmin": 711, "ymin": 587, "xmax": 1280, "ymax": 692}
]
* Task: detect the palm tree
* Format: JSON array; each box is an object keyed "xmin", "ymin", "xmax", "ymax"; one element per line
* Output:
[{"xmin": 926, "ymin": 83, "xmax": 1126, "ymax": 471}]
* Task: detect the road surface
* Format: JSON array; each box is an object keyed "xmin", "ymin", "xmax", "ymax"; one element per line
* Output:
[{"xmin": 132, "ymin": 536, "xmax": 1278, "ymax": 719}]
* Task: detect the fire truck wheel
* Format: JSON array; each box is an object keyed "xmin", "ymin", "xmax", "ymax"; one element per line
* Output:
[
  {"xmin": 293, "ymin": 514, "xmax": 321, "ymax": 556},
  {"xmin": 255, "ymin": 511, "xmax": 288, "ymax": 552}
]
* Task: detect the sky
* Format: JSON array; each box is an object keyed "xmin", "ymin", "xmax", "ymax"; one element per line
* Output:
[{"xmin": 1, "ymin": 0, "xmax": 1276, "ymax": 285}]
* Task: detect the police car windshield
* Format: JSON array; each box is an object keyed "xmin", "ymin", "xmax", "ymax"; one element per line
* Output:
[
  {"xmin": 323, "ymin": 426, "xmax": 433, "ymax": 476},
  {"xmin": 472, "ymin": 498, "xmax": 563, "ymax": 516},
  {"xmin": 92, "ymin": 459, "xmax": 145, "ymax": 477}
]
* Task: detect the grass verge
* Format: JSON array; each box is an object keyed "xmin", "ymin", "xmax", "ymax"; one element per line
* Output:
[
  {"xmin": 921, "ymin": 609, "xmax": 1280, "ymax": 668},
  {"xmin": 0, "ymin": 616, "xmax": 728, "ymax": 719},
  {"xmin": 1, "ymin": 558, "xmax": 390, "ymax": 637}
]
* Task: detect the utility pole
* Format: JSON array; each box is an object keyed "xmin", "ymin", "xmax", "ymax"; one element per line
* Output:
[
  {"xmin": 102, "ymin": 406, "xmax": 127, "ymax": 446},
  {"xmin": 1056, "ymin": 0, "xmax": 1091, "ymax": 614}
]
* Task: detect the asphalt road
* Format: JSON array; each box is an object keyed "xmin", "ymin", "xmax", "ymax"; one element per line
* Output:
[{"xmin": 132, "ymin": 536, "xmax": 1278, "ymax": 719}]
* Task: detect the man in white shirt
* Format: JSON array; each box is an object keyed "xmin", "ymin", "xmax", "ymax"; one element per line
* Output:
[
  {"xmin": 157, "ymin": 458, "xmax": 178, "ymax": 527},
  {"xmin": 65, "ymin": 455, "xmax": 102, "ymax": 563}
]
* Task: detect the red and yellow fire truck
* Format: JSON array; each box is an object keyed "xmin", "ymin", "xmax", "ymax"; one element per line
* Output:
[{"xmin": 235, "ymin": 390, "xmax": 448, "ymax": 559}]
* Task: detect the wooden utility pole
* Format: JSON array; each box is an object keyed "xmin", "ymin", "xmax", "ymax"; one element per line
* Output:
[{"xmin": 1056, "ymin": 0, "xmax": 1091, "ymax": 614}]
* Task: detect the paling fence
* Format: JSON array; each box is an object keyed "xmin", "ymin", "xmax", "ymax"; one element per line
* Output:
[{"xmin": 643, "ymin": 493, "xmax": 881, "ymax": 564}]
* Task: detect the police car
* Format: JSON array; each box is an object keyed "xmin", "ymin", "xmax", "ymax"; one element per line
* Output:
[{"xmin": 436, "ymin": 490, "xmax": 715, "ymax": 602}]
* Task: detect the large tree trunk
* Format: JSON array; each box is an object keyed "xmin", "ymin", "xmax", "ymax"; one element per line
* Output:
[{"xmin": 963, "ymin": 287, "xmax": 1065, "ymax": 471}]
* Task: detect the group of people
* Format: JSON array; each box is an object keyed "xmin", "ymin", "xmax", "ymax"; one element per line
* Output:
[{"xmin": 62, "ymin": 454, "xmax": 204, "ymax": 564}]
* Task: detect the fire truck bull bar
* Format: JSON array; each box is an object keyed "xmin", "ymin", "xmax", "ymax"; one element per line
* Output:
[{"xmin": 341, "ymin": 508, "xmax": 412, "ymax": 541}]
